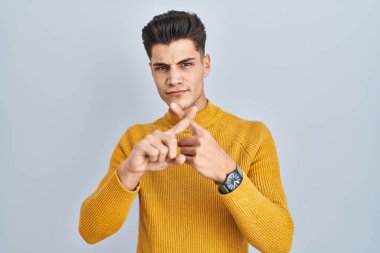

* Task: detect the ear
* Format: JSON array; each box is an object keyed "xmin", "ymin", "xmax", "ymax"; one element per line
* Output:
[{"xmin": 202, "ymin": 54, "xmax": 211, "ymax": 78}]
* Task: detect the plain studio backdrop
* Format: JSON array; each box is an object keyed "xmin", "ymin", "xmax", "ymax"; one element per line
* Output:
[{"xmin": 1, "ymin": 0, "xmax": 379, "ymax": 252}]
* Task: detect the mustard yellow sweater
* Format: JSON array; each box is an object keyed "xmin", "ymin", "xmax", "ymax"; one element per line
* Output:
[{"xmin": 78, "ymin": 99, "xmax": 294, "ymax": 252}]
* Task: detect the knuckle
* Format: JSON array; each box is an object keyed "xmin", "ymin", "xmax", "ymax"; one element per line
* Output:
[
  {"xmin": 170, "ymin": 138, "xmax": 177, "ymax": 145},
  {"xmin": 162, "ymin": 133, "xmax": 170, "ymax": 141},
  {"xmin": 145, "ymin": 134, "xmax": 154, "ymax": 141},
  {"xmin": 137, "ymin": 141, "xmax": 147, "ymax": 150},
  {"xmin": 134, "ymin": 144, "xmax": 143, "ymax": 153},
  {"xmin": 160, "ymin": 146, "xmax": 168, "ymax": 154}
]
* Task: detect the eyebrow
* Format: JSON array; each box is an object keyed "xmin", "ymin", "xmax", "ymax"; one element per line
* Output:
[{"xmin": 152, "ymin": 57, "xmax": 196, "ymax": 66}]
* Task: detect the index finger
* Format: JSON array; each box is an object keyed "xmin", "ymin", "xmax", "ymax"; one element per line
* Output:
[
  {"xmin": 165, "ymin": 106, "xmax": 198, "ymax": 136},
  {"xmin": 165, "ymin": 117, "xmax": 191, "ymax": 136}
]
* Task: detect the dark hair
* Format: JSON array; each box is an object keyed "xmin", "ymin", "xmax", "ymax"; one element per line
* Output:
[{"xmin": 142, "ymin": 10, "xmax": 206, "ymax": 59}]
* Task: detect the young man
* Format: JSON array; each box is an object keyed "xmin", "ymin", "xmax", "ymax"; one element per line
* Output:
[{"xmin": 79, "ymin": 10, "xmax": 294, "ymax": 253}]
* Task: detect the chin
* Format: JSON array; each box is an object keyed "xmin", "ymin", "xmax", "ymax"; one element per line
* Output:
[
  {"xmin": 164, "ymin": 96, "xmax": 190, "ymax": 108},
  {"xmin": 176, "ymin": 98, "xmax": 194, "ymax": 110}
]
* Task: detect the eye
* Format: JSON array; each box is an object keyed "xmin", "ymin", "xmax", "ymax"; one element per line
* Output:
[
  {"xmin": 155, "ymin": 66, "xmax": 168, "ymax": 71},
  {"xmin": 181, "ymin": 62, "xmax": 193, "ymax": 68}
]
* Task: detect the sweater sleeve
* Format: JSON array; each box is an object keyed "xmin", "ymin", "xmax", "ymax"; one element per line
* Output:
[
  {"xmin": 218, "ymin": 122, "xmax": 294, "ymax": 253},
  {"xmin": 78, "ymin": 128, "xmax": 141, "ymax": 244}
]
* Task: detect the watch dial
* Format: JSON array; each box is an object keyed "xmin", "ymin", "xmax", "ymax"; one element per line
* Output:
[{"xmin": 227, "ymin": 173, "xmax": 242, "ymax": 190}]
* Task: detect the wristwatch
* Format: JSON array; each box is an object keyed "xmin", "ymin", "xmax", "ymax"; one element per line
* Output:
[{"xmin": 214, "ymin": 164, "xmax": 243, "ymax": 194}]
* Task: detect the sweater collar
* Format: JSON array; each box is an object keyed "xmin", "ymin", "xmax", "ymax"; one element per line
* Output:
[{"xmin": 161, "ymin": 98, "xmax": 221, "ymax": 129}]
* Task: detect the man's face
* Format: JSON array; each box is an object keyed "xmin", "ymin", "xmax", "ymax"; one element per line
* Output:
[{"xmin": 149, "ymin": 38, "xmax": 210, "ymax": 113}]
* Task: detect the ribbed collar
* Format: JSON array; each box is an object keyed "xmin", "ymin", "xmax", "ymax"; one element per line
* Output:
[{"xmin": 159, "ymin": 98, "xmax": 221, "ymax": 129}]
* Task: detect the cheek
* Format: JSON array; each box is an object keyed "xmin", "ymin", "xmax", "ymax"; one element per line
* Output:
[
  {"xmin": 189, "ymin": 71, "xmax": 204, "ymax": 89},
  {"xmin": 156, "ymin": 84, "xmax": 166, "ymax": 95},
  {"xmin": 153, "ymin": 73, "xmax": 163, "ymax": 83},
  {"xmin": 186, "ymin": 68, "xmax": 203, "ymax": 82},
  {"xmin": 153, "ymin": 75, "xmax": 166, "ymax": 90}
]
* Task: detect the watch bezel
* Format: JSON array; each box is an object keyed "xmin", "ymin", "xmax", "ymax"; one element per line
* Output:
[
  {"xmin": 226, "ymin": 168, "xmax": 243, "ymax": 190},
  {"xmin": 215, "ymin": 164, "xmax": 243, "ymax": 193}
]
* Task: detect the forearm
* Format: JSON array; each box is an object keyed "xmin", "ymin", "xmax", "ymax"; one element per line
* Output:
[
  {"xmin": 219, "ymin": 171, "xmax": 294, "ymax": 253},
  {"xmin": 78, "ymin": 169, "xmax": 140, "ymax": 244}
]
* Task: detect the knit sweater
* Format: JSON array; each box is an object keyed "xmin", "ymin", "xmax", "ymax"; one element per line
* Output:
[{"xmin": 78, "ymin": 99, "xmax": 294, "ymax": 253}]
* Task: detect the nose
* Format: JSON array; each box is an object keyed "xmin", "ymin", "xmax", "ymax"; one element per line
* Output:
[{"xmin": 167, "ymin": 66, "xmax": 182, "ymax": 86}]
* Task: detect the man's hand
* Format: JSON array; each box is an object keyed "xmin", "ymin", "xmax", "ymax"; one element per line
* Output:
[
  {"xmin": 117, "ymin": 104, "xmax": 198, "ymax": 190},
  {"xmin": 171, "ymin": 103, "xmax": 237, "ymax": 183}
]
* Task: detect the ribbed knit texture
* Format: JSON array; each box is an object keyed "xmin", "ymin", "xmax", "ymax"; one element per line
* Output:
[{"xmin": 78, "ymin": 99, "xmax": 294, "ymax": 253}]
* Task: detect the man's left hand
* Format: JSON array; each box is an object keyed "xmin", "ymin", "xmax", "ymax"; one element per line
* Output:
[{"xmin": 170, "ymin": 103, "xmax": 236, "ymax": 183}]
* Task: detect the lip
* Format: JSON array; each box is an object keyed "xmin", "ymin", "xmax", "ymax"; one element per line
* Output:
[{"xmin": 166, "ymin": 90, "xmax": 188, "ymax": 96}]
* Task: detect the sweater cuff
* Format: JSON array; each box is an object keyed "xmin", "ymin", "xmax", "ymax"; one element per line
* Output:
[{"xmin": 111, "ymin": 169, "xmax": 141, "ymax": 194}]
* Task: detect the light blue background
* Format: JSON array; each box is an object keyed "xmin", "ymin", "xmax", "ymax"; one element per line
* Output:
[{"xmin": 1, "ymin": 0, "xmax": 379, "ymax": 252}]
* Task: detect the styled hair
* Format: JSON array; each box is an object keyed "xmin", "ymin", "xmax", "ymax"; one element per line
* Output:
[{"xmin": 142, "ymin": 10, "xmax": 207, "ymax": 59}]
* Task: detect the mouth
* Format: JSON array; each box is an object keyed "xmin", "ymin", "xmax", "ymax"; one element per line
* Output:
[{"xmin": 166, "ymin": 89, "xmax": 189, "ymax": 96}]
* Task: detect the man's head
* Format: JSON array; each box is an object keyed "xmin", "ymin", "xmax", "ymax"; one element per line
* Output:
[
  {"xmin": 142, "ymin": 10, "xmax": 206, "ymax": 59},
  {"xmin": 142, "ymin": 10, "xmax": 210, "ymax": 114}
]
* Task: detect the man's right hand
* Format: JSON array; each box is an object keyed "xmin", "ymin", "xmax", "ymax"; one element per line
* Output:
[{"xmin": 116, "ymin": 104, "xmax": 198, "ymax": 190}]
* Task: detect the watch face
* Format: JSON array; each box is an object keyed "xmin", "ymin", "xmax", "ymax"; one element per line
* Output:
[{"xmin": 226, "ymin": 173, "xmax": 242, "ymax": 190}]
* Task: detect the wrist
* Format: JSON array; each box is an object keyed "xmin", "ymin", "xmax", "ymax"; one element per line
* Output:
[
  {"xmin": 215, "ymin": 160, "xmax": 236, "ymax": 183},
  {"xmin": 117, "ymin": 163, "xmax": 144, "ymax": 191}
]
